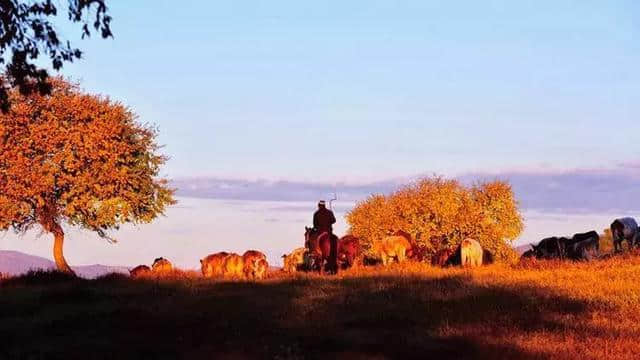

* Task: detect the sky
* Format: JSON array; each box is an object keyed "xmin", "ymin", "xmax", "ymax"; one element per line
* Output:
[
  {"xmin": 57, "ymin": 1, "xmax": 639, "ymax": 182},
  {"xmin": 2, "ymin": 1, "xmax": 640, "ymax": 269}
]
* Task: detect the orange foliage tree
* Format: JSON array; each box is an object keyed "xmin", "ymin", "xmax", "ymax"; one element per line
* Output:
[
  {"xmin": 0, "ymin": 78, "xmax": 175, "ymax": 274},
  {"xmin": 346, "ymin": 176, "xmax": 523, "ymax": 263}
]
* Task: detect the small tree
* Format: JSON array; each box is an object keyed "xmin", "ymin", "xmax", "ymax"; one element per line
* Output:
[
  {"xmin": 347, "ymin": 176, "xmax": 523, "ymax": 263},
  {"xmin": 0, "ymin": 77, "xmax": 175, "ymax": 273}
]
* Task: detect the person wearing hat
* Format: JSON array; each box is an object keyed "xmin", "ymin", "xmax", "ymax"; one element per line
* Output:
[
  {"xmin": 313, "ymin": 200, "xmax": 338, "ymax": 273},
  {"xmin": 313, "ymin": 200, "xmax": 336, "ymax": 235}
]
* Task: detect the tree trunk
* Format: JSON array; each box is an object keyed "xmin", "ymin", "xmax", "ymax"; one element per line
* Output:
[{"xmin": 51, "ymin": 222, "xmax": 75, "ymax": 275}]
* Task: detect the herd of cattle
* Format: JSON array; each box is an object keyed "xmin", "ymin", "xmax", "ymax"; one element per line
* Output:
[
  {"xmin": 522, "ymin": 217, "xmax": 640, "ymax": 261},
  {"xmin": 281, "ymin": 228, "xmax": 494, "ymax": 274},
  {"xmin": 128, "ymin": 217, "xmax": 640, "ymax": 280},
  {"xmin": 129, "ymin": 250, "xmax": 270, "ymax": 280}
]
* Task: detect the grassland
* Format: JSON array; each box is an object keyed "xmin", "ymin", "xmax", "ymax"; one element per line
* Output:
[{"xmin": 2, "ymin": 252, "xmax": 640, "ymax": 360}]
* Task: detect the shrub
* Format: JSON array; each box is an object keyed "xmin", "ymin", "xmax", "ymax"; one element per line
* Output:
[{"xmin": 346, "ymin": 176, "xmax": 523, "ymax": 263}]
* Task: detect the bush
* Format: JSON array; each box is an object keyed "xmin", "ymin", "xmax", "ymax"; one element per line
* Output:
[{"xmin": 346, "ymin": 176, "xmax": 523, "ymax": 263}]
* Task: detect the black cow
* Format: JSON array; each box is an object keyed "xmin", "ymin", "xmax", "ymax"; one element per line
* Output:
[
  {"xmin": 531, "ymin": 237, "xmax": 566, "ymax": 260},
  {"xmin": 611, "ymin": 218, "xmax": 639, "ymax": 252},
  {"xmin": 520, "ymin": 248, "xmax": 536, "ymax": 260},
  {"xmin": 482, "ymin": 249, "xmax": 494, "ymax": 265},
  {"xmin": 564, "ymin": 231, "xmax": 600, "ymax": 261}
]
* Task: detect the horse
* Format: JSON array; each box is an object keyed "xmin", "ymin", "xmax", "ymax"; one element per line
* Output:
[{"xmin": 304, "ymin": 226, "xmax": 338, "ymax": 274}]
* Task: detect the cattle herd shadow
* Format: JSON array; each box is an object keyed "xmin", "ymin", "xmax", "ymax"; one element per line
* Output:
[{"xmin": 0, "ymin": 271, "xmax": 613, "ymax": 360}]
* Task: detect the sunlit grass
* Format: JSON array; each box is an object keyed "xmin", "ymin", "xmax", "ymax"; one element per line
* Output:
[{"xmin": 2, "ymin": 252, "xmax": 640, "ymax": 359}]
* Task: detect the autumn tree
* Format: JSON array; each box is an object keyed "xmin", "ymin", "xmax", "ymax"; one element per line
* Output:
[
  {"xmin": 0, "ymin": 77, "xmax": 174, "ymax": 273},
  {"xmin": 347, "ymin": 176, "xmax": 523, "ymax": 263},
  {"xmin": 0, "ymin": 0, "xmax": 112, "ymax": 112}
]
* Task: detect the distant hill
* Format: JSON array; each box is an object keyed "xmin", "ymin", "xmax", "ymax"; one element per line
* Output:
[
  {"xmin": 515, "ymin": 244, "xmax": 533, "ymax": 255},
  {"xmin": 0, "ymin": 250, "xmax": 129, "ymax": 278}
]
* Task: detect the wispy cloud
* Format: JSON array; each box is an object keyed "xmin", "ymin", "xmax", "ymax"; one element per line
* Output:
[{"xmin": 172, "ymin": 164, "xmax": 640, "ymax": 213}]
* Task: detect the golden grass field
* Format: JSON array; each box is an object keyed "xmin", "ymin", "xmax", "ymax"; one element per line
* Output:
[{"xmin": 2, "ymin": 250, "xmax": 640, "ymax": 359}]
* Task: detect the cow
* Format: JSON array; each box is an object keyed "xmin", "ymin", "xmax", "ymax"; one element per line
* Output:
[
  {"xmin": 243, "ymin": 250, "xmax": 268, "ymax": 280},
  {"xmin": 482, "ymin": 248, "xmax": 494, "ymax": 265},
  {"xmin": 200, "ymin": 252, "xmax": 229, "ymax": 278},
  {"xmin": 151, "ymin": 257, "xmax": 173, "ymax": 273},
  {"xmin": 391, "ymin": 230, "xmax": 415, "ymax": 258},
  {"xmin": 443, "ymin": 239, "xmax": 483, "ymax": 267},
  {"xmin": 611, "ymin": 218, "xmax": 639, "ymax": 252},
  {"xmin": 222, "ymin": 253, "xmax": 245, "ymax": 279},
  {"xmin": 460, "ymin": 238, "xmax": 483, "ymax": 267},
  {"xmin": 282, "ymin": 247, "xmax": 307, "ymax": 273},
  {"xmin": 432, "ymin": 247, "xmax": 456, "ymax": 267},
  {"xmin": 129, "ymin": 265, "xmax": 151, "ymax": 278},
  {"xmin": 371, "ymin": 235, "xmax": 413, "ymax": 266},
  {"xmin": 337, "ymin": 235, "xmax": 361, "ymax": 269},
  {"xmin": 565, "ymin": 235, "xmax": 600, "ymax": 261},
  {"xmin": 561, "ymin": 231, "xmax": 600, "ymax": 261},
  {"xmin": 521, "ymin": 249, "xmax": 536, "ymax": 260},
  {"xmin": 531, "ymin": 237, "xmax": 566, "ymax": 260}
]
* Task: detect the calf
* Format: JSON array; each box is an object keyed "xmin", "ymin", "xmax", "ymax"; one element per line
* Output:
[{"xmin": 282, "ymin": 247, "xmax": 306, "ymax": 273}]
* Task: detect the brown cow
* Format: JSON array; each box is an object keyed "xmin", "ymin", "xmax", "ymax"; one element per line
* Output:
[
  {"xmin": 129, "ymin": 265, "xmax": 151, "ymax": 277},
  {"xmin": 222, "ymin": 253, "xmax": 245, "ymax": 279},
  {"xmin": 243, "ymin": 250, "xmax": 268, "ymax": 280},
  {"xmin": 432, "ymin": 248, "xmax": 455, "ymax": 267},
  {"xmin": 151, "ymin": 257, "xmax": 172, "ymax": 273},
  {"xmin": 282, "ymin": 247, "xmax": 307, "ymax": 273},
  {"xmin": 371, "ymin": 235, "xmax": 412, "ymax": 266},
  {"xmin": 337, "ymin": 235, "xmax": 361, "ymax": 269},
  {"xmin": 200, "ymin": 252, "xmax": 229, "ymax": 278}
]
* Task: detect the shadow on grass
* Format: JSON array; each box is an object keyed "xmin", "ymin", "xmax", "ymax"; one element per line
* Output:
[{"xmin": 0, "ymin": 271, "xmax": 607, "ymax": 359}]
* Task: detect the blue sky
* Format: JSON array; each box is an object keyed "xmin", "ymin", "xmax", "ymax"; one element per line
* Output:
[
  {"xmin": 56, "ymin": 1, "xmax": 639, "ymax": 182},
  {"xmin": 3, "ymin": 1, "xmax": 639, "ymax": 268}
]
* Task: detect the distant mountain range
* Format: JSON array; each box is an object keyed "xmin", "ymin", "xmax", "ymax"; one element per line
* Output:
[{"xmin": 0, "ymin": 251, "xmax": 129, "ymax": 278}]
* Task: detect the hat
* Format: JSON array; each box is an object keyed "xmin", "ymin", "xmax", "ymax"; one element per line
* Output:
[{"xmin": 318, "ymin": 200, "xmax": 326, "ymax": 206}]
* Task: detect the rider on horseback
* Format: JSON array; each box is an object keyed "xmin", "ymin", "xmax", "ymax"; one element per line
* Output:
[{"xmin": 313, "ymin": 200, "xmax": 338, "ymax": 273}]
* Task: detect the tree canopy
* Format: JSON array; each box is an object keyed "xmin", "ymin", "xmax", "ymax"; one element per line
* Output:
[
  {"xmin": 346, "ymin": 176, "xmax": 524, "ymax": 263},
  {"xmin": 0, "ymin": 0, "xmax": 112, "ymax": 112},
  {"xmin": 0, "ymin": 77, "xmax": 174, "ymax": 273}
]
